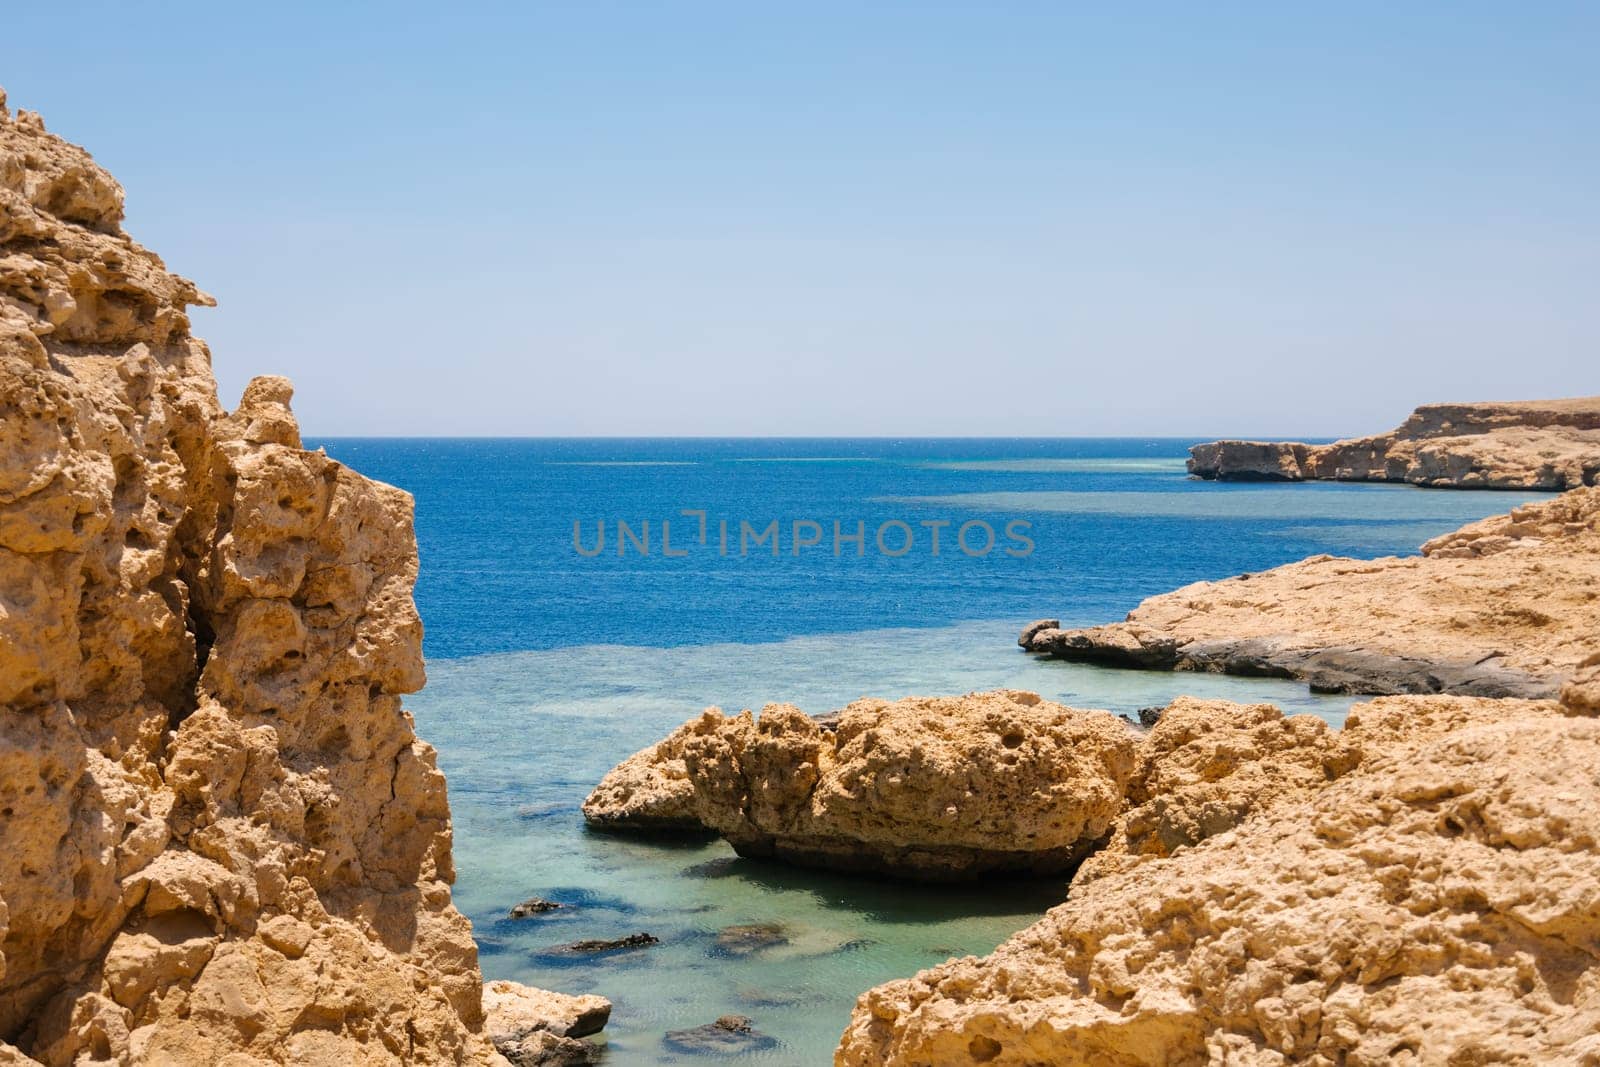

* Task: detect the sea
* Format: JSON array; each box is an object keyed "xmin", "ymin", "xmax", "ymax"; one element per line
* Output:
[{"xmin": 309, "ymin": 437, "xmax": 1547, "ymax": 1065}]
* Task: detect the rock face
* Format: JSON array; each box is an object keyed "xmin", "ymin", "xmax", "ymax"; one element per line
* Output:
[
  {"xmin": 837, "ymin": 693, "xmax": 1600, "ymax": 1065},
  {"xmin": 585, "ymin": 693, "xmax": 1138, "ymax": 880},
  {"xmin": 0, "ymin": 91, "xmax": 588, "ymax": 1064},
  {"xmin": 1022, "ymin": 486, "xmax": 1600, "ymax": 698},
  {"xmin": 1188, "ymin": 397, "xmax": 1600, "ymax": 489},
  {"xmin": 580, "ymin": 713, "xmax": 717, "ymax": 833}
]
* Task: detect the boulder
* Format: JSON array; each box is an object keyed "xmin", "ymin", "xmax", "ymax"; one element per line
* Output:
[
  {"xmin": 591, "ymin": 691, "xmax": 1138, "ymax": 881},
  {"xmin": 663, "ymin": 1015, "xmax": 779, "ymax": 1055},
  {"xmin": 581, "ymin": 713, "xmax": 722, "ymax": 833}
]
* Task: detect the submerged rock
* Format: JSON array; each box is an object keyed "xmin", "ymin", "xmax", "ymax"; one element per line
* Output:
[
  {"xmin": 663, "ymin": 1014, "xmax": 779, "ymax": 1055},
  {"xmin": 551, "ymin": 933, "xmax": 660, "ymax": 956},
  {"xmin": 714, "ymin": 923, "xmax": 789, "ymax": 957},
  {"xmin": 510, "ymin": 897, "xmax": 566, "ymax": 918},
  {"xmin": 1188, "ymin": 396, "xmax": 1600, "ymax": 489},
  {"xmin": 1022, "ymin": 486, "xmax": 1600, "ymax": 698}
]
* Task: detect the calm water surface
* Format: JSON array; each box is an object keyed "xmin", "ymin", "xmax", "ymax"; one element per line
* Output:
[{"xmin": 311, "ymin": 437, "xmax": 1546, "ymax": 1064}]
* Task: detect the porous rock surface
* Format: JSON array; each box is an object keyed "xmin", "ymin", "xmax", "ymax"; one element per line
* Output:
[
  {"xmin": 481, "ymin": 981, "xmax": 609, "ymax": 1066},
  {"xmin": 585, "ymin": 692, "xmax": 1138, "ymax": 880},
  {"xmin": 837, "ymin": 693, "xmax": 1600, "ymax": 1065},
  {"xmin": 1077, "ymin": 697, "xmax": 1355, "ymax": 881},
  {"xmin": 0, "ymin": 91, "xmax": 585, "ymax": 1064},
  {"xmin": 1023, "ymin": 486, "xmax": 1600, "ymax": 698},
  {"xmin": 1188, "ymin": 397, "xmax": 1600, "ymax": 489},
  {"xmin": 580, "ymin": 714, "xmax": 710, "ymax": 833}
]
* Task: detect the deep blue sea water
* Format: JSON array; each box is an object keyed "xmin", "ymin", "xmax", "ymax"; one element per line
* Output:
[
  {"xmin": 310, "ymin": 437, "xmax": 1547, "ymax": 1065},
  {"xmin": 311, "ymin": 437, "xmax": 1531, "ymax": 659}
]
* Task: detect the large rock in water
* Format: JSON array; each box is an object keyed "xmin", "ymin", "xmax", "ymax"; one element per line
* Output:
[
  {"xmin": 1187, "ymin": 396, "xmax": 1600, "ymax": 489},
  {"xmin": 1022, "ymin": 486, "xmax": 1600, "ymax": 698},
  {"xmin": 0, "ymin": 90, "xmax": 588, "ymax": 1064},
  {"xmin": 581, "ymin": 713, "xmax": 718, "ymax": 833},
  {"xmin": 837, "ymin": 694, "xmax": 1600, "ymax": 1065},
  {"xmin": 585, "ymin": 692, "xmax": 1138, "ymax": 880}
]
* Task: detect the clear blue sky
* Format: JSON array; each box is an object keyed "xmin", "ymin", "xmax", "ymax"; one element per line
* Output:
[{"xmin": 4, "ymin": 2, "xmax": 1595, "ymax": 436}]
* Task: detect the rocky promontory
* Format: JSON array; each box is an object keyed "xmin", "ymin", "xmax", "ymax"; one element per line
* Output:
[
  {"xmin": 838, "ymin": 691, "xmax": 1600, "ymax": 1065},
  {"xmin": 1188, "ymin": 397, "xmax": 1600, "ymax": 489},
  {"xmin": 1022, "ymin": 486, "xmax": 1600, "ymax": 698},
  {"xmin": 584, "ymin": 692, "xmax": 1138, "ymax": 880},
  {"xmin": 0, "ymin": 92, "xmax": 598, "ymax": 1064}
]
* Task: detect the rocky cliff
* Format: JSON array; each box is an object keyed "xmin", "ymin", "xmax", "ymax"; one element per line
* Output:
[
  {"xmin": 1188, "ymin": 397, "xmax": 1600, "ymax": 489},
  {"xmin": 0, "ymin": 92, "xmax": 591, "ymax": 1064},
  {"xmin": 1021, "ymin": 486, "xmax": 1600, "ymax": 698}
]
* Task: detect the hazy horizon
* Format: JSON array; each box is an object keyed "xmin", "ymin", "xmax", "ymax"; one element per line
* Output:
[{"xmin": 4, "ymin": 3, "xmax": 1595, "ymax": 437}]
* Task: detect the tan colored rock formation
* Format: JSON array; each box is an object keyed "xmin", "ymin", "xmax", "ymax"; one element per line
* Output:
[
  {"xmin": 837, "ymin": 694, "xmax": 1600, "ymax": 1065},
  {"xmin": 1077, "ymin": 698, "xmax": 1354, "ymax": 882},
  {"xmin": 481, "ymin": 981, "xmax": 610, "ymax": 1066},
  {"xmin": 585, "ymin": 693, "xmax": 1138, "ymax": 880},
  {"xmin": 580, "ymin": 714, "xmax": 716, "ymax": 833},
  {"xmin": 1188, "ymin": 396, "xmax": 1600, "ymax": 489},
  {"xmin": 0, "ymin": 91, "xmax": 592, "ymax": 1064},
  {"xmin": 1023, "ymin": 486, "xmax": 1600, "ymax": 698}
]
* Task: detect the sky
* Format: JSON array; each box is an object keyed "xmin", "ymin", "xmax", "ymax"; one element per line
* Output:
[{"xmin": 3, "ymin": 2, "xmax": 1596, "ymax": 437}]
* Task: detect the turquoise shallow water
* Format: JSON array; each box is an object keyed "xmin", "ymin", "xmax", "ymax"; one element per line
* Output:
[
  {"xmin": 414, "ymin": 622, "xmax": 1358, "ymax": 1064},
  {"xmin": 310, "ymin": 437, "xmax": 1549, "ymax": 1064}
]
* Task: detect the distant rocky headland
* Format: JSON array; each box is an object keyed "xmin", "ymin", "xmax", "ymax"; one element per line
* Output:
[
  {"xmin": 0, "ymin": 92, "xmax": 600, "ymax": 1064},
  {"xmin": 1189, "ymin": 397, "xmax": 1600, "ymax": 489}
]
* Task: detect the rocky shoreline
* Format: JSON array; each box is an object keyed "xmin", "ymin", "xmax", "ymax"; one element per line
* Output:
[
  {"xmin": 836, "ymin": 690, "xmax": 1600, "ymax": 1064},
  {"xmin": 1021, "ymin": 486, "xmax": 1600, "ymax": 699},
  {"xmin": 591, "ymin": 484, "xmax": 1600, "ymax": 1063},
  {"xmin": 8, "ymin": 84, "xmax": 1600, "ymax": 1067},
  {"xmin": 1188, "ymin": 397, "xmax": 1600, "ymax": 489},
  {"xmin": 594, "ymin": 684, "xmax": 1600, "ymax": 1062}
]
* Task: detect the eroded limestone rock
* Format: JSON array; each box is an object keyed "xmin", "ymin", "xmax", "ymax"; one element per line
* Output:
[
  {"xmin": 837, "ymin": 695, "xmax": 1600, "ymax": 1065},
  {"xmin": 580, "ymin": 712, "xmax": 721, "ymax": 833},
  {"xmin": 1023, "ymin": 487, "xmax": 1600, "ymax": 698},
  {"xmin": 587, "ymin": 692, "xmax": 1138, "ymax": 880},
  {"xmin": 0, "ymin": 88, "xmax": 588, "ymax": 1064}
]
